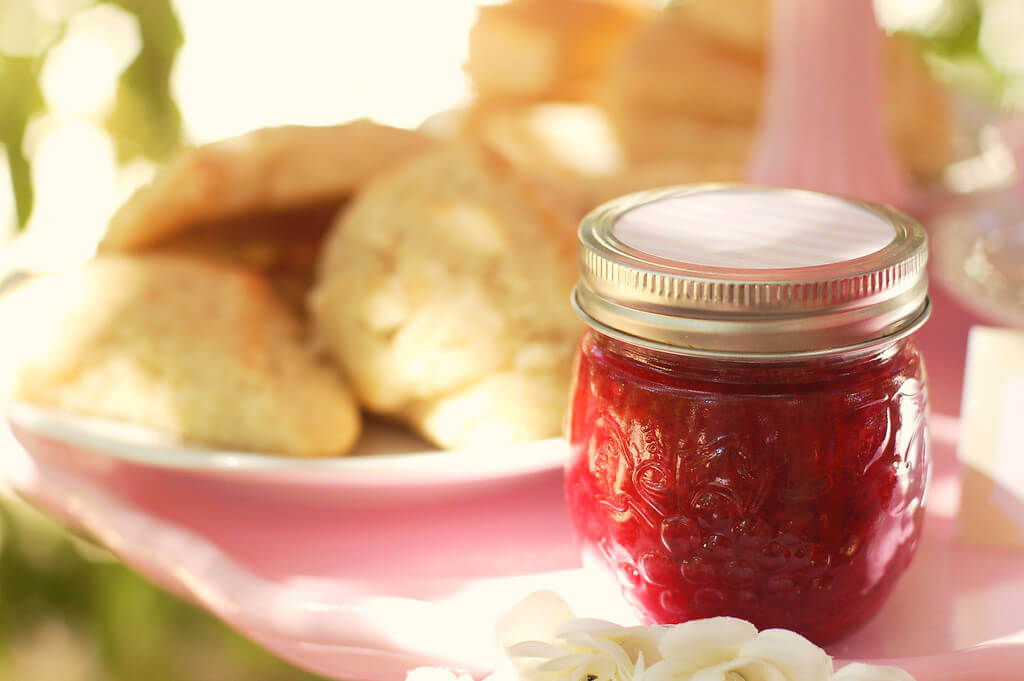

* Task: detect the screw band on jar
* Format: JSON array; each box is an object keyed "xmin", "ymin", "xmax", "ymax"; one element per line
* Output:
[{"xmin": 575, "ymin": 184, "xmax": 930, "ymax": 356}]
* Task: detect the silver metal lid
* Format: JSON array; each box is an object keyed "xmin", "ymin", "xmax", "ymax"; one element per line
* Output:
[{"xmin": 574, "ymin": 185, "xmax": 930, "ymax": 356}]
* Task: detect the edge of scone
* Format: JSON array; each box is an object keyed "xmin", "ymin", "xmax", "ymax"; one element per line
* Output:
[
  {"xmin": 465, "ymin": 0, "xmax": 650, "ymax": 104},
  {"xmin": 598, "ymin": 2, "xmax": 953, "ymax": 181},
  {"xmin": 309, "ymin": 142, "xmax": 581, "ymax": 449},
  {"xmin": 100, "ymin": 120, "xmax": 438, "ymax": 252},
  {"xmin": 98, "ymin": 120, "xmax": 437, "ymax": 313},
  {"xmin": 5, "ymin": 254, "xmax": 361, "ymax": 458}
]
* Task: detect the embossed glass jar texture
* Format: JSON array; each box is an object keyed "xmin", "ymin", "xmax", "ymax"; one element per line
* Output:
[
  {"xmin": 567, "ymin": 186, "xmax": 932, "ymax": 645},
  {"xmin": 564, "ymin": 330, "xmax": 929, "ymax": 644}
]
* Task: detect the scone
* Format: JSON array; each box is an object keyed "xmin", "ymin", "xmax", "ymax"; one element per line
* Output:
[
  {"xmin": 426, "ymin": 104, "xmax": 745, "ymax": 221},
  {"xmin": 5, "ymin": 255, "xmax": 361, "ymax": 457},
  {"xmin": 580, "ymin": 158, "xmax": 744, "ymax": 212},
  {"xmin": 670, "ymin": 0, "xmax": 769, "ymax": 56},
  {"xmin": 457, "ymin": 103, "xmax": 625, "ymax": 183},
  {"xmin": 466, "ymin": 0, "xmax": 649, "ymax": 103},
  {"xmin": 100, "ymin": 121, "xmax": 436, "ymax": 309},
  {"xmin": 310, "ymin": 144, "xmax": 581, "ymax": 449},
  {"xmin": 601, "ymin": 3, "xmax": 953, "ymax": 181},
  {"xmin": 882, "ymin": 35, "xmax": 954, "ymax": 183},
  {"xmin": 601, "ymin": 104, "xmax": 757, "ymax": 166},
  {"xmin": 427, "ymin": 102, "xmax": 624, "ymax": 222},
  {"xmin": 601, "ymin": 9, "xmax": 764, "ymax": 126}
]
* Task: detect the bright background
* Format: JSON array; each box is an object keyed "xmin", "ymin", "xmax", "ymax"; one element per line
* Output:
[
  {"xmin": 0, "ymin": 0, "xmax": 495, "ymax": 271},
  {"xmin": 1, "ymin": 0, "xmax": 1023, "ymax": 271}
]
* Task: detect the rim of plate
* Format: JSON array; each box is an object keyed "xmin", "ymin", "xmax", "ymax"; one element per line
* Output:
[{"xmin": 4, "ymin": 400, "xmax": 568, "ymax": 478}]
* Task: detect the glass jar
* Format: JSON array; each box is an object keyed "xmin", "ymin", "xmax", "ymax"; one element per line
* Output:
[{"xmin": 565, "ymin": 186, "xmax": 930, "ymax": 645}]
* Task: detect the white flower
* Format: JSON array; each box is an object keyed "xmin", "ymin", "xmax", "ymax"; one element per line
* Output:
[
  {"xmin": 832, "ymin": 663, "xmax": 917, "ymax": 681},
  {"xmin": 643, "ymin": 617, "xmax": 833, "ymax": 681},
  {"xmin": 484, "ymin": 591, "xmax": 917, "ymax": 681},
  {"xmin": 405, "ymin": 668, "xmax": 476, "ymax": 681},
  {"xmin": 495, "ymin": 591, "xmax": 663, "ymax": 681}
]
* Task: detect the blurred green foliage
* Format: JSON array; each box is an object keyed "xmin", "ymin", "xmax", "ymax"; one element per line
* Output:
[
  {"xmin": 0, "ymin": 494, "xmax": 329, "ymax": 681},
  {"xmin": 0, "ymin": 54, "xmax": 45, "ymax": 228},
  {"xmin": 2, "ymin": 0, "xmax": 1022, "ymax": 233},
  {"xmin": 0, "ymin": 0, "xmax": 184, "ymax": 231},
  {"xmin": 104, "ymin": 0, "xmax": 183, "ymax": 163},
  {"xmin": 910, "ymin": 0, "xmax": 1011, "ymax": 108}
]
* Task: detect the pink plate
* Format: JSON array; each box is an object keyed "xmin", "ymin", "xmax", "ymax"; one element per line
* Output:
[
  {"xmin": 2, "ymin": 276, "xmax": 1023, "ymax": 681},
  {"xmin": 2, "ymin": 403, "xmax": 566, "ymax": 506}
]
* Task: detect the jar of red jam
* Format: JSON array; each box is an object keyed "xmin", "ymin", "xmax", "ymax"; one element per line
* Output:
[{"xmin": 565, "ymin": 186, "xmax": 930, "ymax": 645}]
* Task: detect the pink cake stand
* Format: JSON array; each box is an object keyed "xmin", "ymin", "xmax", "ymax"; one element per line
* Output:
[
  {"xmin": 2, "ymin": 268, "xmax": 1023, "ymax": 681},
  {"xmin": 748, "ymin": 0, "xmax": 911, "ymax": 209}
]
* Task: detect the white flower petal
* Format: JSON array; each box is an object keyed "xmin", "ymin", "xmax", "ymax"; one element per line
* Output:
[
  {"xmin": 537, "ymin": 652, "xmax": 596, "ymax": 672},
  {"xmin": 562, "ymin": 631, "xmax": 634, "ymax": 671},
  {"xmin": 495, "ymin": 591, "xmax": 576, "ymax": 650},
  {"xmin": 634, "ymin": 651, "xmax": 649, "ymax": 681},
  {"xmin": 567, "ymin": 664, "xmax": 619, "ymax": 681},
  {"xmin": 557, "ymin": 618, "xmax": 630, "ymax": 636},
  {"xmin": 506, "ymin": 640, "xmax": 564, "ymax": 659},
  {"xmin": 535, "ymin": 653, "xmax": 615, "ymax": 681},
  {"xmin": 635, "ymin": 644, "xmax": 667, "ymax": 666},
  {"xmin": 616, "ymin": 629, "xmax": 666, "ymax": 669},
  {"xmin": 658, "ymin": 617, "xmax": 759, "ymax": 669},
  {"xmin": 690, "ymin": 657, "xmax": 791, "ymax": 681},
  {"xmin": 481, "ymin": 670, "xmax": 515, "ymax": 681},
  {"xmin": 738, "ymin": 629, "xmax": 834, "ymax": 681},
  {"xmin": 405, "ymin": 667, "xmax": 474, "ymax": 681},
  {"xmin": 635, "ymin": 658, "xmax": 684, "ymax": 681},
  {"xmin": 563, "ymin": 625, "xmax": 664, "ymax": 664},
  {"xmin": 832, "ymin": 663, "xmax": 917, "ymax": 681}
]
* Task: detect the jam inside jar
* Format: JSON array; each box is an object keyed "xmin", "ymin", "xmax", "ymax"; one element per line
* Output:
[
  {"xmin": 565, "ymin": 329, "xmax": 928, "ymax": 644},
  {"xmin": 566, "ymin": 185, "xmax": 931, "ymax": 644}
]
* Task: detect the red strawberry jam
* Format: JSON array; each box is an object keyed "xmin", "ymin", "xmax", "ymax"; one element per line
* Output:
[
  {"xmin": 567, "ymin": 185, "xmax": 932, "ymax": 644},
  {"xmin": 565, "ymin": 329, "xmax": 929, "ymax": 645}
]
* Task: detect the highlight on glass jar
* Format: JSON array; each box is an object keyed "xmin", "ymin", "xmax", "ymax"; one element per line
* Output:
[{"xmin": 564, "ymin": 185, "xmax": 931, "ymax": 645}]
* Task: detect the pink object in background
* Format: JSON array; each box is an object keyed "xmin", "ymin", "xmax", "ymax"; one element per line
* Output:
[
  {"xmin": 1000, "ymin": 114, "xmax": 1024, "ymax": 199},
  {"xmin": 748, "ymin": 0, "xmax": 911, "ymax": 209}
]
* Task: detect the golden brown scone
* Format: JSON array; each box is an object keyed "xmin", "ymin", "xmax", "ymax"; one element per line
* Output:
[
  {"xmin": 408, "ymin": 368, "xmax": 573, "ymax": 448},
  {"xmin": 604, "ymin": 105, "xmax": 757, "ymax": 166},
  {"xmin": 141, "ymin": 202, "xmax": 341, "ymax": 315},
  {"xmin": 601, "ymin": 5, "xmax": 952, "ymax": 181},
  {"xmin": 460, "ymin": 103, "xmax": 625, "ymax": 181},
  {"xmin": 602, "ymin": 9, "xmax": 764, "ymax": 125},
  {"xmin": 100, "ymin": 121, "xmax": 436, "ymax": 308},
  {"xmin": 435, "ymin": 102, "xmax": 624, "ymax": 221},
  {"xmin": 883, "ymin": 35, "xmax": 954, "ymax": 183},
  {"xmin": 670, "ymin": 0, "xmax": 770, "ymax": 56},
  {"xmin": 310, "ymin": 144, "xmax": 581, "ymax": 449},
  {"xmin": 6, "ymin": 255, "xmax": 361, "ymax": 457},
  {"xmin": 102, "ymin": 121, "xmax": 436, "ymax": 251},
  {"xmin": 442, "ymin": 103, "xmax": 743, "ymax": 218},
  {"xmin": 466, "ymin": 0, "xmax": 650, "ymax": 103}
]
